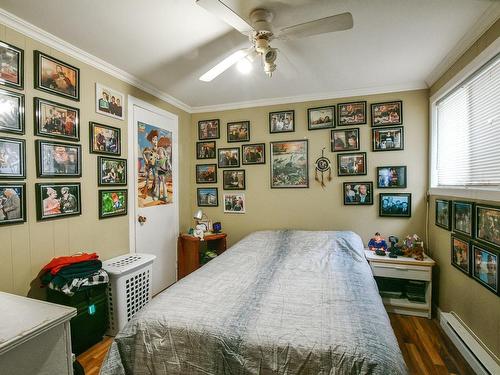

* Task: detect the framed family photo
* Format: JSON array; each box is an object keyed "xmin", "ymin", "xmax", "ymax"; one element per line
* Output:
[
  {"xmin": 377, "ymin": 166, "xmax": 407, "ymax": 188},
  {"xmin": 379, "ymin": 193, "xmax": 411, "ymax": 217},
  {"xmin": 218, "ymin": 147, "xmax": 240, "ymax": 168},
  {"xmin": 197, "ymin": 187, "xmax": 218, "ymax": 207},
  {"xmin": 343, "ymin": 182, "xmax": 373, "ymax": 205},
  {"xmin": 270, "ymin": 140, "xmax": 308, "ymax": 188},
  {"xmin": 34, "ymin": 97, "xmax": 79, "ymax": 141},
  {"xmin": 337, "ymin": 101, "xmax": 366, "ymax": 126},
  {"xmin": 435, "ymin": 199, "xmax": 451, "ymax": 230},
  {"xmin": 0, "ymin": 136, "xmax": 25, "ymax": 179},
  {"xmin": 475, "ymin": 205, "xmax": 500, "ymax": 248},
  {"xmin": 337, "ymin": 152, "xmax": 366, "ymax": 176},
  {"xmin": 34, "ymin": 51, "xmax": 79, "ymax": 101},
  {"xmin": 371, "ymin": 100, "xmax": 402, "ymax": 126},
  {"xmin": 308, "ymin": 106, "xmax": 334, "ymax": 130},
  {"xmin": 269, "ymin": 110, "xmax": 294, "ymax": 133},
  {"xmin": 0, "ymin": 183, "xmax": 26, "ymax": 226},
  {"xmin": 36, "ymin": 140, "xmax": 81, "ymax": 178},
  {"xmin": 35, "ymin": 182, "xmax": 81, "ymax": 221},
  {"xmin": 242, "ymin": 143, "xmax": 265, "ymax": 165},
  {"xmin": 372, "ymin": 126, "xmax": 404, "ymax": 151},
  {"xmin": 0, "ymin": 89, "xmax": 24, "ymax": 135},
  {"xmin": 99, "ymin": 189, "xmax": 128, "ymax": 219},
  {"xmin": 196, "ymin": 141, "xmax": 216, "ymax": 159},
  {"xmin": 98, "ymin": 156, "xmax": 127, "ymax": 186},
  {"xmin": 0, "ymin": 40, "xmax": 24, "ymax": 90},
  {"xmin": 451, "ymin": 235, "xmax": 470, "ymax": 276},
  {"xmin": 223, "ymin": 169, "xmax": 245, "ymax": 190},
  {"xmin": 331, "ymin": 128, "xmax": 359, "ymax": 152},
  {"xmin": 472, "ymin": 243, "xmax": 498, "ymax": 295},
  {"xmin": 227, "ymin": 121, "xmax": 250, "ymax": 142},
  {"xmin": 196, "ymin": 164, "xmax": 217, "ymax": 184},
  {"xmin": 453, "ymin": 201, "xmax": 474, "ymax": 237},
  {"xmin": 89, "ymin": 122, "xmax": 121, "ymax": 155},
  {"xmin": 224, "ymin": 193, "xmax": 245, "ymax": 213},
  {"xmin": 96, "ymin": 83, "xmax": 124, "ymax": 120},
  {"xmin": 198, "ymin": 119, "xmax": 219, "ymax": 140}
]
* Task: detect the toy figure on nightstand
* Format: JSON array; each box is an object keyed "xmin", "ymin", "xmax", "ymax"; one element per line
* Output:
[{"xmin": 368, "ymin": 232, "xmax": 388, "ymax": 255}]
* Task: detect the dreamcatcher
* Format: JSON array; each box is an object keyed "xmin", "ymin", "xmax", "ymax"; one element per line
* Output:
[{"xmin": 315, "ymin": 148, "xmax": 332, "ymax": 188}]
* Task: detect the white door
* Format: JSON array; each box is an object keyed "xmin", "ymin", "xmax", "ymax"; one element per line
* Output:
[{"xmin": 128, "ymin": 97, "xmax": 179, "ymax": 295}]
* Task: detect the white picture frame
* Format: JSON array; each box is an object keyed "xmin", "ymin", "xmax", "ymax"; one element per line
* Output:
[
  {"xmin": 223, "ymin": 193, "xmax": 245, "ymax": 214},
  {"xmin": 95, "ymin": 83, "xmax": 125, "ymax": 120}
]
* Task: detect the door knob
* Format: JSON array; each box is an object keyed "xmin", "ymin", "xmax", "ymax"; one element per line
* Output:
[{"xmin": 138, "ymin": 215, "xmax": 147, "ymax": 225}]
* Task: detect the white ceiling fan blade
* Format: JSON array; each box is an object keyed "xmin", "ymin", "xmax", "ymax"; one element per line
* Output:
[
  {"xmin": 200, "ymin": 48, "xmax": 252, "ymax": 82},
  {"xmin": 196, "ymin": 0, "xmax": 254, "ymax": 35},
  {"xmin": 279, "ymin": 12, "xmax": 353, "ymax": 40}
]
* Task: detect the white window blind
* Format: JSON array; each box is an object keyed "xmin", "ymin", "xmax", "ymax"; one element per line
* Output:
[{"xmin": 435, "ymin": 53, "xmax": 500, "ymax": 187}]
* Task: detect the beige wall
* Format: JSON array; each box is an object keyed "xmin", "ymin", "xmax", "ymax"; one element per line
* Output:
[
  {"xmin": 0, "ymin": 25, "xmax": 192, "ymax": 297},
  {"xmin": 191, "ymin": 89, "xmax": 429, "ymax": 247}
]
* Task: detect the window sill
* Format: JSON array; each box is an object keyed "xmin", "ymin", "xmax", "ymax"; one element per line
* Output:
[{"xmin": 429, "ymin": 187, "xmax": 500, "ymax": 202}]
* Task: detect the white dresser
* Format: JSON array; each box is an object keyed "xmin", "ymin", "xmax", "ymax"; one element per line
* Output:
[{"xmin": 0, "ymin": 292, "xmax": 76, "ymax": 375}]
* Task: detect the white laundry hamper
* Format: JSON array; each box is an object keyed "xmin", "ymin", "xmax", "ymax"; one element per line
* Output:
[{"xmin": 102, "ymin": 253, "xmax": 156, "ymax": 335}]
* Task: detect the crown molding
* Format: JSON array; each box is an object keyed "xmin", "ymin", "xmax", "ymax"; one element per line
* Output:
[
  {"xmin": 0, "ymin": 7, "xmax": 193, "ymax": 113},
  {"xmin": 425, "ymin": 2, "xmax": 500, "ymax": 87},
  {"xmin": 190, "ymin": 81, "xmax": 428, "ymax": 113}
]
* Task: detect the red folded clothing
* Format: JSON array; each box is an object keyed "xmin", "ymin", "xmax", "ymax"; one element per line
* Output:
[{"xmin": 42, "ymin": 253, "xmax": 99, "ymax": 275}]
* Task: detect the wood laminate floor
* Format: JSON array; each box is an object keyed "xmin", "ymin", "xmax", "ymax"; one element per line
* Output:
[{"xmin": 78, "ymin": 314, "xmax": 475, "ymax": 375}]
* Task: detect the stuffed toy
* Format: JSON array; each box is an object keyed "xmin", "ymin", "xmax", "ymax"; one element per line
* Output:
[{"xmin": 193, "ymin": 224, "xmax": 205, "ymax": 240}]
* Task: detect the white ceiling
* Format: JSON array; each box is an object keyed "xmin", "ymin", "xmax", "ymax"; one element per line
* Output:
[{"xmin": 0, "ymin": 0, "xmax": 497, "ymax": 110}]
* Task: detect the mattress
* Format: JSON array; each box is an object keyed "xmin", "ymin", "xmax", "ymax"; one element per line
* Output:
[{"xmin": 101, "ymin": 230, "xmax": 407, "ymax": 374}]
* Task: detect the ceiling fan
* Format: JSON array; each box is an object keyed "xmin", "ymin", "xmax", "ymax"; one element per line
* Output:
[{"xmin": 196, "ymin": 0, "xmax": 353, "ymax": 81}]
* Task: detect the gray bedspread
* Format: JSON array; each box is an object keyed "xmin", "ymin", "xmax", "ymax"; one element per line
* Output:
[{"xmin": 101, "ymin": 230, "xmax": 407, "ymax": 375}]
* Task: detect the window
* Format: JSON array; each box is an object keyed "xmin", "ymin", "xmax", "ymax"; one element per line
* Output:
[{"xmin": 433, "ymin": 53, "xmax": 500, "ymax": 188}]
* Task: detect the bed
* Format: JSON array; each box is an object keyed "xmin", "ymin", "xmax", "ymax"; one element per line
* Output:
[{"xmin": 101, "ymin": 230, "xmax": 407, "ymax": 374}]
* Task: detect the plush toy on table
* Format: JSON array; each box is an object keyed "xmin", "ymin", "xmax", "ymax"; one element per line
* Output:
[
  {"xmin": 368, "ymin": 232, "xmax": 388, "ymax": 253},
  {"xmin": 193, "ymin": 224, "xmax": 205, "ymax": 240}
]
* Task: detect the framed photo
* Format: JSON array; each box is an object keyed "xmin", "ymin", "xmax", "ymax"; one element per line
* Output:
[
  {"xmin": 35, "ymin": 182, "xmax": 81, "ymax": 221},
  {"xmin": 372, "ymin": 126, "xmax": 404, "ymax": 151},
  {"xmin": 453, "ymin": 201, "xmax": 474, "ymax": 237},
  {"xmin": 98, "ymin": 156, "xmax": 127, "ymax": 186},
  {"xmin": 379, "ymin": 193, "xmax": 411, "ymax": 217},
  {"xmin": 451, "ymin": 235, "xmax": 470, "ymax": 276},
  {"xmin": 96, "ymin": 83, "xmax": 124, "ymax": 120},
  {"xmin": 371, "ymin": 100, "xmax": 402, "ymax": 126},
  {"xmin": 343, "ymin": 182, "xmax": 373, "ymax": 205},
  {"xmin": 0, "ymin": 89, "xmax": 24, "ymax": 135},
  {"xmin": 89, "ymin": 122, "xmax": 121, "ymax": 155},
  {"xmin": 0, "ymin": 136, "xmax": 25, "ymax": 179},
  {"xmin": 270, "ymin": 140, "xmax": 308, "ymax": 188},
  {"xmin": 377, "ymin": 166, "xmax": 407, "ymax": 188},
  {"xmin": 242, "ymin": 143, "xmax": 265, "ymax": 165},
  {"xmin": 223, "ymin": 193, "xmax": 245, "ymax": 213},
  {"xmin": 34, "ymin": 51, "xmax": 79, "ymax": 101},
  {"xmin": 331, "ymin": 128, "xmax": 359, "ymax": 152},
  {"xmin": 197, "ymin": 187, "xmax": 218, "ymax": 207},
  {"xmin": 472, "ymin": 243, "xmax": 498, "ymax": 294},
  {"xmin": 196, "ymin": 141, "xmax": 216, "ymax": 159},
  {"xmin": 227, "ymin": 121, "xmax": 250, "ymax": 142},
  {"xmin": 0, "ymin": 40, "xmax": 24, "ymax": 90},
  {"xmin": 337, "ymin": 101, "xmax": 366, "ymax": 126},
  {"xmin": 0, "ymin": 183, "xmax": 26, "ymax": 226},
  {"xmin": 223, "ymin": 169, "xmax": 245, "ymax": 190},
  {"xmin": 196, "ymin": 164, "xmax": 217, "ymax": 184},
  {"xmin": 475, "ymin": 205, "xmax": 500, "ymax": 248},
  {"xmin": 218, "ymin": 147, "xmax": 240, "ymax": 168},
  {"xmin": 34, "ymin": 97, "xmax": 79, "ymax": 141},
  {"xmin": 308, "ymin": 106, "xmax": 334, "ymax": 130},
  {"xmin": 99, "ymin": 189, "xmax": 127, "ymax": 219},
  {"xmin": 337, "ymin": 152, "xmax": 366, "ymax": 176},
  {"xmin": 435, "ymin": 200, "xmax": 451, "ymax": 230},
  {"xmin": 269, "ymin": 110, "xmax": 294, "ymax": 133},
  {"xmin": 36, "ymin": 140, "xmax": 81, "ymax": 178},
  {"xmin": 198, "ymin": 119, "xmax": 219, "ymax": 140}
]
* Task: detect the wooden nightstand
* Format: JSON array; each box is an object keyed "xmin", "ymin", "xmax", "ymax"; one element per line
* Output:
[
  {"xmin": 177, "ymin": 233, "xmax": 227, "ymax": 280},
  {"xmin": 365, "ymin": 250, "xmax": 435, "ymax": 319}
]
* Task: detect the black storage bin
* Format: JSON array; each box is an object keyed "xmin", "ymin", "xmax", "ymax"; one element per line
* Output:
[{"xmin": 47, "ymin": 283, "xmax": 108, "ymax": 355}]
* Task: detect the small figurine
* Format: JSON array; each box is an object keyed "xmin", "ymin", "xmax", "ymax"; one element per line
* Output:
[
  {"xmin": 368, "ymin": 232, "xmax": 388, "ymax": 251},
  {"xmin": 402, "ymin": 234, "xmax": 425, "ymax": 261},
  {"xmin": 193, "ymin": 224, "xmax": 205, "ymax": 240}
]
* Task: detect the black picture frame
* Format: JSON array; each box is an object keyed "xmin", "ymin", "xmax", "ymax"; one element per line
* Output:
[
  {"xmin": 471, "ymin": 242, "xmax": 498, "ymax": 295},
  {"xmin": 34, "ymin": 50, "xmax": 80, "ymax": 101},
  {"xmin": 34, "ymin": 97, "xmax": 80, "ymax": 141},
  {"xmin": 218, "ymin": 147, "xmax": 240, "ymax": 168},
  {"xmin": 0, "ymin": 182, "xmax": 26, "ymax": 226},
  {"xmin": 379, "ymin": 193, "xmax": 412, "ymax": 217},
  {"xmin": 269, "ymin": 110, "xmax": 294, "ymax": 133},
  {"xmin": 197, "ymin": 187, "xmax": 218, "ymax": 207},
  {"xmin": 331, "ymin": 128, "xmax": 360, "ymax": 152},
  {"xmin": 227, "ymin": 121, "xmax": 250, "ymax": 142},
  {"xmin": 223, "ymin": 169, "xmax": 245, "ymax": 190},
  {"xmin": 196, "ymin": 164, "xmax": 217, "ymax": 184},
  {"xmin": 198, "ymin": 119, "xmax": 220, "ymax": 140},
  {"xmin": 98, "ymin": 156, "xmax": 127, "ymax": 186},
  {"xmin": 242, "ymin": 143, "xmax": 265, "ymax": 165},
  {"xmin": 89, "ymin": 121, "xmax": 121, "ymax": 155},
  {"xmin": 435, "ymin": 199, "xmax": 451, "ymax": 230},
  {"xmin": 270, "ymin": 139, "xmax": 309, "ymax": 188},
  {"xmin": 0, "ymin": 136, "xmax": 25, "ymax": 179},
  {"xmin": 475, "ymin": 204, "xmax": 500, "ymax": 248},
  {"xmin": 36, "ymin": 140, "xmax": 82, "ymax": 178},
  {"xmin": 453, "ymin": 201, "xmax": 474, "ymax": 238},
  {"xmin": 0, "ymin": 40, "xmax": 24, "ymax": 90},
  {"xmin": 35, "ymin": 182, "xmax": 81, "ymax": 221},
  {"xmin": 0, "ymin": 89, "xmax": 24, "ymax": 135},
  {"xmin": 371, "ymin": 100, "xmax": 403, "ymax": 127},
  {"xmin": 98, "ymin": 189, "xmax": 128, "ymax": 219},
  {"xmin": 196, "ymin": 141, "xmax": 216, "ymax": 159},
  {"xmin": 343, "ymin": 182, "xmax": 373, "ymax": 205},
  {"xmin": 337, "ymin": 101, "xmax": 367, "ymax": 126},
  {"xmin": 377, "ymin": 166, "xmax": 407, "ymax": 188},
  {"xmin": 336, "ymin": 152, "xmax": 367, "ymax": 176},
  {"xmin": 307, "ymin": 106, "xmax": 335, "ymax": 130},
  {"xmin": 372, "ymin": 126, "xmax": 404, "ymax": 151},
  {"xmin": 451, "ymin": 235, "xmax": 471, "ymax": 276}
]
